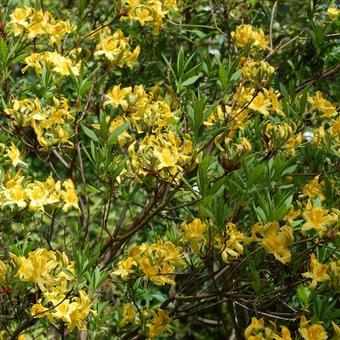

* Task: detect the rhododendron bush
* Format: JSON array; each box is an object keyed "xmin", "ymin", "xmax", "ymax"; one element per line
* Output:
[{"xmin": 0, "ymin": 0, "xmax": 339, "ymax": 339}]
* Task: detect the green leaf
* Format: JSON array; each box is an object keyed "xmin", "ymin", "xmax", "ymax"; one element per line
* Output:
[
  {"xmin": 81, "ymin": 124, "xmax": 99, "ymax": 142},
  {"xmin": 181, "ymin": 74, "xmax": 201, "ymax": 87}
]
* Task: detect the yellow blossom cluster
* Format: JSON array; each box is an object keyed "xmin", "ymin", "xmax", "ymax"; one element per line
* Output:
[
  {"xmin": 0, "ymin": 260, "xmax": 6, "ymax": 283},
  {"xmin": 299, "ymin": 315, "xmax": 328, "ymax": 340},
  {"xmin": 1, "ymin": 142, "xmax": 26, "ymax": 168},
  {"xmin": 244, "ymin": 88, "xmax": 285, "ymax": 117},
  {"xmin": 104, "ymin": 85, "xmax": 176, "ymax": 132},
  {"xmin": 231, "ymin": 24, "xmax": 268, "ymax": 51},
  {"xmin": 8, "ymin": 7, "xmax": 71, "ymax": 44},
  {"xmin": 119, "ymin": 303, "xmax": 139, "ymax": 327},
  {"xmin": 0, "ymin": 172, "xmax": 79, "ymax": 212},
  {"xmin": 216, "ymin": 222, "xmax": 247, "ymax": 263},
  {"xmin": 121, "ymin": 0, "xmax": 180, "ymax": 35},
  {"xmin": 262, "ymin": 121, "xmax": 302, "ymax": 155},
  {"xmin": 308, "ymin": 91, "xmax": 338, "ymax": 119},
  {"xmin": 112, "ymin": 238, "xmax": 186, "ymax": 285},
  {"xmin": 327, "ymin": 6, "xmax": 340, "ymax": 19},
  {"xmin": 9, "ymin": 248, "xmax": 93, "ymax": 331},
  {"xmin": 94, "ymin": 29, "xmax": 140, "ymax": 67},
  {"xmin": 241, "ymin": 58, "xmax": 275, "ymax": 85},
  {"xmin": 302, "ymin": 175, "xmax": 325, "ymax": 201},
  {"xmin": 216, "ymin": 136, "xmax": 252, "ymax": 168},
  {"xmin": 127, "ymin": 130, "xmax": 193, "ymax": 180},
  {"xmin": 181, "ymin": 218, "xmax": 207, "ymax": 253},
  {"xmin": 244, "ymin": 316, "xmax": 292, "ymax": 340},
  {"xmin": 146, "ymin": 309, "xmax": 172, "ymax": 339},
  {"xmin": 5, "ymin": 97, "xmax": 74, "ymax": 148},
  {"xmin": 302, "ymin": 253, "xmax": 330, "ymax": 289},
  {"xmin": 204, "ymin": 104, "xmax": 249, "ymax": 137},
  {"xmin": 22, "ymin": 51, "xmax": 80, "ymax": 77},
  {"xmin": 301, "ymin": 200, "xmax": 338, "ymax": 236},
  {"xmin": 103, "ymin": 85, "xmax": 192, "ymax": 181},
  {"xmin": 251, "ymin": 222, "xmax": 294, "ymax": 264}
]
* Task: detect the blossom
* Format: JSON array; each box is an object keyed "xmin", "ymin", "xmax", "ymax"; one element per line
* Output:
[
  {"xmin": 111, "ymin": 257, "xmax": 136, "ymax": 280},
  {"xmin": 217, "ymin": 222, "xmax": 247, "ymax": 263},
  {"xmin": 302, "ymin": 203, "xmax": 338, "ymax": 235},
  {"xmin": 231, "ymin": 24, "xmax": 268, "ymax": 51},
  {"xmin": 302, "ymin": 254, "xmax": 330, "ymax": 289},
  {"xmin": 249, "ymin": 92, "xmax": 272, "ymax": 116},
  {"xmin": 244, "ymin": 317, "xmax": 265, "ymax": 339},
  {"xmin": 146, "ymin": 309, "xmax": 172, "ymax": 339},
  {"xmin": 302, "ymin": 176, "xmax": 325, "ymax": 201},
  {"xmin": 94, "ymin": 30, "xmax": 140, "ymax": 68},
  {"xmin": 299, "ymin": 316, "xmax": 328, "ymax": 340},
  {"xmin": 120, "ymin": 303, "xmax": 138, "ymax": 327},
  {"xmin": 181, "ymin": 218, "xmax": 207, "ymax": 253},
  {"xmin": 0, "ymin": 260, "xmax": 7, "ymax": 282},
  {"xmin": 308, "ymin": 91, "xmax": 337, "ymax": 119},
  {"xmin": 251, "ymin": 222, "xmax": 294, "ymax": 264}
]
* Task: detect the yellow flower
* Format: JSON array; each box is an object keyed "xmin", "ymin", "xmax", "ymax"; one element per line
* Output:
[
  {"xmin": 218, "ymin": 222, "xmax": 247, "ymax": 263},
  {"xmin": 231, "ymin": 24, "xmax": 268, "ymax": 51},
  {"xmin": 261, "ymin": 225, "xmax": 294, "ymax": 264},
  {"xmin": 249, "ymin": 92, "xmax": 272, "ymax": 116},
  {"xmin": 8, "ymin": 7, "xmax": 32, "ymax": 35},
  {"xmin": 327, "ymin": 6, "xmax": 340, "ymax": 19},
  {"xmin": 104, "ymin": 85, "xmax": 132, "ymax": 110},
  {"xmin": 0, "ymin": 260, "xmax": 7, "ymax": 282},
  {"xmin": 155, "ymin": 148, "xmax": 179, "ymax": 175},
  {"xmin": 146, "ymin": 309, "xmax": 172, "ymax": 339},
  {"xmin": 2, "ymin": 183, "xmax": 27, "ymax": 208},
  {"xmin": 61, "ymin": 179, "xmax": 80, "ymax": 212},
  {"xmin": 244, "ymin": 317, "xmax": 265, "ymax": 339},
  {"xmin": 242, "ymin": 59, "xmax": 275, "ymax": 84},
  {"xmin": 181, "ymin": 218, "xmax": 207, "ymax": 253},
  {"xmin": 308, "ymin": 91, "xmax": 337, "ymax": 119},
  {"xmin": 251, "ymin": 222, "xmax": 294, "ymax": 264},
  {"xmin": 120, "ymin": 303, "xmax": 138, "ymax": 327},
  {"xmin": 16, "ymin": 248, "xmax": 58, "ymax": 288},
  {"xmin": 299, "ymin": 316, "xmax": 328, "ymax": 340},
  {"xmin": 6, "ymin": 143, "xmax": 26, "ymax": 167},
  {"xmin": 47, "ymin": 20, "xmax": 71, "ymax": 44},
  {"xmin": 303, "ymin": 176, "xmax": 325, "ymax": 201},
  {"xmin": 31, "ymin": 300, "xmax": 49, "ymax": 319},
  {"xmin": 302, "ymin": 203, "xmax": 338, "ymax": 235},
  {"xmin": 135, "ymin": 7, "xmax": 154, "ymax": 26},
  {"xmin": 272, "ymin": 326, "xmax": 292, "ymax": 340},
  {"xmin": 94, "ymin": 30, "xmax": 140, "ymax": 68},
  {"xmin": 111, "ymin": 257, "xmax": 136, "ymax": 280},
  {"xmin": 302, "ymin": 254, "xmax": 330, "ymax": 289}
]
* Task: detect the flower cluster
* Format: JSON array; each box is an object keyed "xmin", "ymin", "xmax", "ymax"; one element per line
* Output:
[
  {"xmin": 10, "ymin": 248, "xmax": 93, "ymax": 331},
  {"xmin": 216, "ymin": 222, "xmax": 247, "ymax": 263},
  {"xmin": 112, "ymin": 238, "xmax": 186, "ymax": 285},
  {"xmin": 241, "ymin": 58, "xmax": 275, "ymax": 86},
  {"xmin": 22, "ymin": 51, "xmax": 80, "ymax": 77},
  {"xmin": 127, "ymin": 130, "xmax": 193, "ymax": 181},
  {"xmin": 104, "ymin": 85, "xmax": 176, "ymax": 132},
  {"xmin": 94, "ymin": 29, "xmax": 140, "ymax": 67},
  {"xmin": 0, "ymin": 172, "xmax": 79, "ymax": 212},
  {"xmin": 244, "ymin": 316, "xmax": 292, "ymax": 339},
  {"xmin": 5, "ymin": 97, "xmax": 74, "ymax": 148},
  {"xmin": 231, "ymin": 24, "xmax": 268, "ymax": 51},
  {"xmin": 181, "ymin": 218, "xmax": 207, "ymax": 253},
  {"xmin": 8, "ymin": 7, "xmax": 71, "ymax": 44},
  {"xmin": 103, "ymin": 84, "xmax": 193, "ymax": 181},
  {"xmin": 121, "ymin": 0, "xmax": 180, "ymax": 35},
  {"xmin": 251, "ymin": 222, "xmax": 294, "ymax": 264}
]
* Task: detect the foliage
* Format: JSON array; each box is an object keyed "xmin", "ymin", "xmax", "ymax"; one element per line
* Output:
[{"xmin": 0, "ymin": 0, "xmax": 339, "ymax": 339}]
